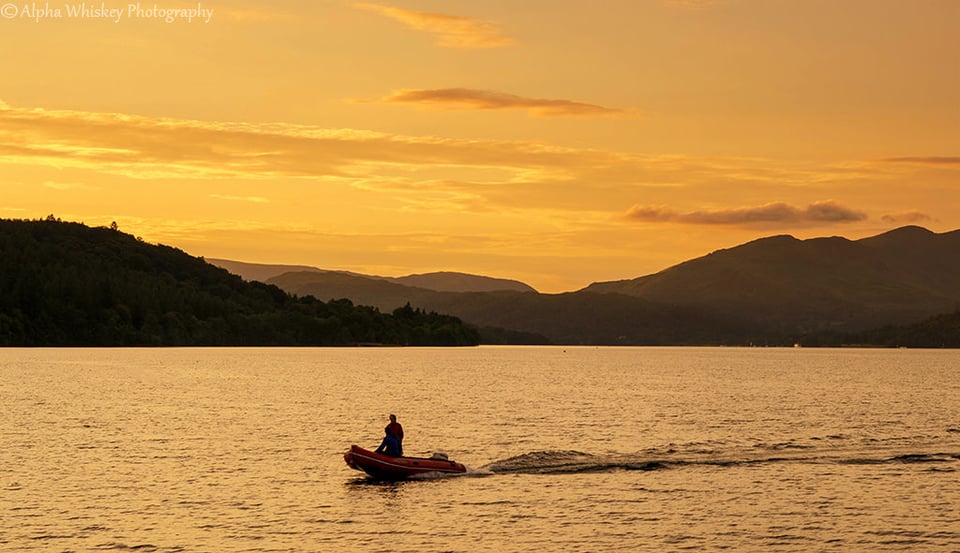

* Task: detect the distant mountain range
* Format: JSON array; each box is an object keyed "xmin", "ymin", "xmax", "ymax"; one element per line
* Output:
[
  {"xmin": 210, "ymin": 225, "xmax": 960, "ymax": 346},
  {"xmin": 208, "ymin": 259, "xmax": 536, "ymax": 293}
]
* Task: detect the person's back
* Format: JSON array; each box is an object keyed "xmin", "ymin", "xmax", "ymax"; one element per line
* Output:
[{"xmin": 376, "ymin": 431, "xmax": 401, "ymax": 457}]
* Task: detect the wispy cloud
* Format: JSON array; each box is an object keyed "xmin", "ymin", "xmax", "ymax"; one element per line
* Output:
[
  {"xmin": 623, "ymin": 200, "xmax": 867, "ymax": 226},
  {"xmin": 879, "ymin": 156, "xmax": 960, "ymax": 166},
  {"xmin": 354, "ymin": 3, "xmax": 513, "ymax": 48},
  {"xmin": 0, "ymin": 101, "xmax": 875, "ymax": 197},
  {"xmin": 377, "ymin": 88, "xmax": 633, "ymax": 118},
  {"xmin": 0, "ymin": 101, "xmax": 931, "ymax": 227},
  {"xmin": 0, "ymin": 100, "xmax": 615, "ymax": 182},
  {"xmin": 881, "ymin": 211, "xmax": 933, "ymax": 224}
]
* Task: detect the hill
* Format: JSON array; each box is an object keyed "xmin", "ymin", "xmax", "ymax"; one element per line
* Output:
[
  {"xmin": 392, "ymin": 272, "xmax": 536, "ymax": 293},
  {"xmin": 264, "ymin": 271, "xmax": 554, "ymax": 344},
  {"xmin": 584, "ymin": 226, "xmax": 960, "ymax": 335},
  {"xmin": 205, "ymin": 258, "xmax": 330, "ymax": 284},
  {"xmin": 268, "ymin": 271, "xmax": 754, "ymax": 345},
  {"xmin": 803, "ymin": 310, "xmax": 960, "ymax": 348},
  {"xmin": 0, "ymin": 218, "xmax": 480, "ymax": 346},
  {"xmin": 17, "ymin": 218, "xmax": 953, "ymax": 346},
  {"xmin": 208, "ymin": 259, "xmax": 536, "ymax": 293},
  {"xmin": 267, "ymin": 226, "xmax": 960, "ymax": 345}
]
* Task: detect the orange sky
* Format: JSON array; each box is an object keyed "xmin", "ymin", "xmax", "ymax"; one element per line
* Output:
[{"xmin": 2, "ymin": 0, "xmax": 958, "ymax": 292}]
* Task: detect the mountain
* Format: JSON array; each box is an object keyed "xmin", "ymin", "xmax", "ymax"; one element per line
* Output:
[
  {"xmin": 583, "ymin": 226, "xmax": 960, "ymax": 335},
  {"xmin": 266, "ymin": 226, "xmax": 960, "ymax": 345},
  {"xmin": 268, "ymin": 271, "xmax": 440, "ymax": 308},
  {"xmin": 260, "ymin": 271, "xmax": 547, "ymax": 344},
  {"xmin": 22, "ymin": 219, "xmax": 952, "ymax": 346},
  {"xmin": 206, "ymin": 258, "xmax": 330, "ymax": 283},
  {"xmin": 392, "ymin": 272, "xmax": 536, "ymax": 293},
  {"xmin": 0, "ymin": 218, "xmax": 480, "ymax": 346},
  {"xmin": 267, "ymin": 271, "xmax": 751, "ymax": 345},
  {"xmin": 207, "ymin": 259, "xmax": 536, "ymax": 294}
]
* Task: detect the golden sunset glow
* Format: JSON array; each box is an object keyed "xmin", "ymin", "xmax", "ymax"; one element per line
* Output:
[{"xmin": 2, "ymin": 0, "xmax": 959, "ymax": 292}]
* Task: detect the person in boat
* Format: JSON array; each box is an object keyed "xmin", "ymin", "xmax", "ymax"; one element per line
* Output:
[
  {"xmin": 375, "ymin": 428, "xmax": 402, "ymax": 457},
  {"xmin": 384, "ymin": 414, "xmax": 404, "ymax": 456}
]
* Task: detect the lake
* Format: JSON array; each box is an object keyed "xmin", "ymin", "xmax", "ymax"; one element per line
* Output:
[{"xmin": 2, "ymin": 346, "xmax": 959, "ymax": 552}]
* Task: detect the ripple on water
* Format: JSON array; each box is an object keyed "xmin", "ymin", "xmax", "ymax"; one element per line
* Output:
[{"xmin": 4, "ymin": 347, "xmax": 960, "ymax": 552}]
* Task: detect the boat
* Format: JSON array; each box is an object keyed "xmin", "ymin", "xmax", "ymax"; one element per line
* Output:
[{"xmin": 343, "ymin": 444, "xmax": 467, "ymax": 479}]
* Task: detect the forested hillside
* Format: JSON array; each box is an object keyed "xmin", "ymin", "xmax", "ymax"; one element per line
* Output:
[
  {"xmin": 803, "ymin": 310, "xmax": 960, "ymax": 348},
  {"xmin": 0, "ymin": 218, "xmax": 480, "ymax": 346}
]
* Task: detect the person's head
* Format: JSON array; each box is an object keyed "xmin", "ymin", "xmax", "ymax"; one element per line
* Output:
[{"xmin": 389, "ymin": 414, "xmax": 397, "ymax": 423}]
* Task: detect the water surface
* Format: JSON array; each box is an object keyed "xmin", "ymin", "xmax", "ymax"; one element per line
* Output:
[{"xmin": 2, "ymin": 347, "xmax": 958, "ymax": 551}]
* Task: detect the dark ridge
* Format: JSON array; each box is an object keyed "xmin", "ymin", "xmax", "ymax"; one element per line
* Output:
[
  {"xmin": 0, "ymin": 218, "xmax": 480, "ymax": 346},
  {"xmin": 266, "ymin": 225, "xmax": 960, "ymax": 345}
]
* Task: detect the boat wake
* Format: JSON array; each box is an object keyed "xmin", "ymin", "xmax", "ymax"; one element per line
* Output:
[
  {"xmin": 484, "ymin": 450, "xmax": 668, "ymax": 474},
  {"xmin": 482, "ymin": 441, "xmax": 960, "ymax": 476}
]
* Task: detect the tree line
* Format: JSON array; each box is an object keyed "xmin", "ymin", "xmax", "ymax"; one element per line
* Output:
[
  {"xmin": 0, "ymin": 218, "xmax": 480, "ymax": 346},
  {"xmin": 800, "ymin": 310, "xmax": 960, "ymax": 348}
]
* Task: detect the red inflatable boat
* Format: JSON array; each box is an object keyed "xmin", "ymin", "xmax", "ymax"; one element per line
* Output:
[{"xmin": 344, "ymin": 444, "xmax": 467, "ymax": 479}]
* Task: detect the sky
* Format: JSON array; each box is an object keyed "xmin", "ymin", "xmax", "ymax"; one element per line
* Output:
[{"xmin": 2, "ymin": 0, "xmax": 958, "ymax": 292}]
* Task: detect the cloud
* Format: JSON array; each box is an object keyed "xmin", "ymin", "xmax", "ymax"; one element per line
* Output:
[
  {"xmin": 623, "ymin": 200, "xmax": 867, "ymax": 226},
  {"xmin": 803, "ymin": 201, "xmax": 867, "ymax": 223},
  {"xmin": 0, "ymin": 100, "xmax": 621, "ymax": 182},
  {"xmin": 354, "ymin": 3, "xmax": 513, "ymax": 48},
  {"xmin": 0, "ymin": 101, "xmax": 881, "ymax": 200},
  {"xmin": 621, "ymin": 205, "xmax": 678, "ymax": 222},
  {"xmin": 378, "ymin": 88, "xmax": 632, "ymax": 118},
  {"xmin": 881, "ymin": 211, "xmax": 933, "ymax": 224},
  {"xmin": 879, "ymin": 156, "xmax": 960, "ymax": 166},
  {"xmin": 0, "ymin": 101, "xmax": 928, "ymax": 223}
]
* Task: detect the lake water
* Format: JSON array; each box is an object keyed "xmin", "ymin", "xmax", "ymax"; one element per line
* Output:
[{"xmin": 2, "ymin": 346, "xmax": 959, "ymax": 552}]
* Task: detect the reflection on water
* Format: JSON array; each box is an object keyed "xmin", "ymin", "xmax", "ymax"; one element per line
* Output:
[{"xmin": 2, "ymin": 347, "xmax": 959, "ymax": 552}]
